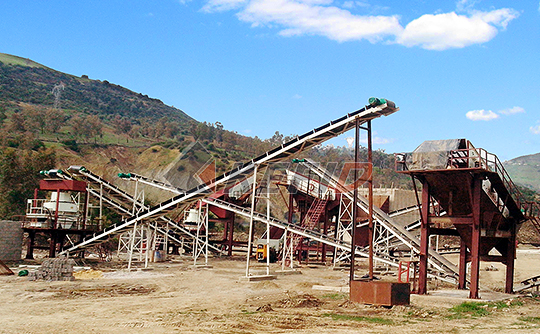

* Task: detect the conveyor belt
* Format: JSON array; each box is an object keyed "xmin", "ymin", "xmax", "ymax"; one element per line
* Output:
[
  {"xmin": 61, "ymin": 101, "xmax": 398, "ymax": 255},
  {"xmin": 60, "ymin": 167, "xmax": 223, "ymax": 254},
  {"xmin": 118, "ymin": 172, "xmax": 186, "ymax": 195}
]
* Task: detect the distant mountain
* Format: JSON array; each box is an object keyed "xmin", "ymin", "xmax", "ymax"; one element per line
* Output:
[
  {"xmin": 0, "ymin": 52, "xmax": 193, "ymax": 124},
  {"xmin": 505, "ymin": 153, "xmax": 540, "ymax": 191}
]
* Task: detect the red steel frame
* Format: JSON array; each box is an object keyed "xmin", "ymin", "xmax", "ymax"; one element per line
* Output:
[
  {"xmin": 23, "ymin": 179, "xmax": 93, "ymax": 258},
  {"xmin": 397, "ymin": 143, "xmax": 526, "ymax": 298}
]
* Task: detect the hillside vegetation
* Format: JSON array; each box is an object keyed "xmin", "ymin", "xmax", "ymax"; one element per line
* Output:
[
  {"xmin": 505, "ymin": 153, "xmax": 540, "ymax": 191},
  {"xmin": 0, "ymin": 52, "xmax": 411, "ymax": 218}
]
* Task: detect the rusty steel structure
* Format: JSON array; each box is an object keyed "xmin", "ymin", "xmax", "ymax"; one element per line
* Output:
[
  {"xmin": 396, "ymin": 139, "xmax": 540, "ymax": 298},
  {"xmin": 22, "ymin": 177, "xmax": 97, "ymax": 258},
  {"xmin": 20, "ymin": 98, "xmax": 540, "ymax": 303}
]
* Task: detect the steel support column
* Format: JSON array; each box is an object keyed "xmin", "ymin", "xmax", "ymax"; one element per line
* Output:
[
  {"xmin": 26, "ymin": 230, "xmax": 35, "ymax": 260},
  {"xmin": 367, "ymin": 120, "xmax": 374, "ymax": 279},
  {"xmin": 322, "ymin": 209, "xmax": 328, "ymax": 263},
  {"xmin": 49, "ymin": 232, "xmax": 57, "ymax": 258},
  {"xmin": 505, "ymin": 223, "xmax": 516, "ymax": 293},
  {"xmin": 227, "ymin": 215, "xmax": 235, "ymax": 256},
  {"xmin": 245, "ymin": 165, "xmax": 258, "ymax": 277},
  {"xmin": 459, "ymin": 238, "xmax": 468, "ymax": 289},
  {"xmin": 349, "ymin": 117, "xmax": 360, "ymax": 283},
  {"xmin": 418, "ymin": 181, "xmax": 430, "ymax": 295},
  {"xmin": 469, "ymin": 176, "xmax": 482, "ymax": 299}
]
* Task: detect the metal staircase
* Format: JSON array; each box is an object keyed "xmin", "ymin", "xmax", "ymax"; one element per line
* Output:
[
  {"xmin": 284, "ymin": 198, "xmax": 328, "ymax": 259},
  {"xmin": 523, "ymin": 201, "xmax": 540, "ymax": 237}
]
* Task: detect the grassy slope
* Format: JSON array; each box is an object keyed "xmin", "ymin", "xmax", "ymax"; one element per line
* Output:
[
  {"xmin": 0, "ymin": 53, "xmax": 49, "ymax": 69},
  {"xmin": 0, "ymin": 52, "xmax": 194, "ymax": 124},
  {"xmin": 505, "ymin": 153, "xmax": 540, "ymax": 191}
]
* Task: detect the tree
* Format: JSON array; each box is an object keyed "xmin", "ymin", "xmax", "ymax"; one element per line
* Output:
[
  {"xmin": 70, "ymin": 115, "xmax": 89, "ymax": 142},
  {"xmin": 7, "ymin": 112, "xmax": 26, "ymax": 132},
  {"xmin": 0, "ymin": 147, "xmax": 56, "ymax": 217},
  {"xmin": 23, "ymin": 105, "xmax": 47, "ymax": 135},
  {"xmin": 69, "ymin": 115, "xmax": 103, "ymax": 143},
  {"xmin": 44, "ymin": 108, "xmax": 65, "ymax": 134},
  {"xmin": 267, "ymin": 131, "xmax": 284, "ymax": 146},
  {"xmin": 215, "ymin": 121, "xmax": 224, "ymax": 142},
  {"xmin": 0, "ymin": 104, "xmax": 6, "ymax": 127},
  {"xmin": 87, "ymin": 115, "xmax": 103, "ymax": 143},
  {"xmin": 163, "ymin": 121, "xmax": 180, "ymax": 139},
  {"xmin": 112, "ymin": 115, "xmax": 132, "ymax": 135}
]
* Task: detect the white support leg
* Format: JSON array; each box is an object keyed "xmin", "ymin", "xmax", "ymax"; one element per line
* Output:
[
  {"xmin": 245, "ymin": 165, "xmax": 258, "ymax": 278},
  {"xmin": 266, "ymin": 172, "xmax": 271, "ymax": 276},
  {"xmin": 281, "ymin": 229, "xmax": 287, "ymax": 272},
  {"xmin": 127, "ymin": 221, "xmax": 138, "ymax": 271}
]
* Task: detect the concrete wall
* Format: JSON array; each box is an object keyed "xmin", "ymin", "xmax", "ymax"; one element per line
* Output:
[
  {"xmin": 358, "ymin": 188, "xmax": 420, "ymax": 227},
  {"xmin": 0, "ymin": 220, "xmax": 23, "ymax": 262}
]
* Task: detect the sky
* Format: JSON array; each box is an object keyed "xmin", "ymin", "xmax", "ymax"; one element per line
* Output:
[{"xmin": 1, "ymin": 0, "xmax": 539, "ymax": 161}]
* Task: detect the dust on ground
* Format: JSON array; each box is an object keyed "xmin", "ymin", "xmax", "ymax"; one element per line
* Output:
[{"xmin": 2, "ymin": 249, "xmax": 540, "ymax": 334}]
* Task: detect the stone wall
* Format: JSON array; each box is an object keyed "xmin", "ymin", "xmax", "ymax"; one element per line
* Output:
[{"xmin": 0, "ymin": 220, "xmax": 23, "ymax": 262}]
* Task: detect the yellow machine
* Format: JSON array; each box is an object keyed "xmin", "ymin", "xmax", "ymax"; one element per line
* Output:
[{"xmin": 256, "ymin": 243, "xmax": 278, "ymax": 263}]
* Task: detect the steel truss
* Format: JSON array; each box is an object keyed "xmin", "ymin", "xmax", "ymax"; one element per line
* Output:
[
  {"xmin": 59, "ymin": 167, "xmax": 222, "ymax": 256},
  {"xmin": 60, "ymin": 101, "xmax": 398, "ymax": 256}
]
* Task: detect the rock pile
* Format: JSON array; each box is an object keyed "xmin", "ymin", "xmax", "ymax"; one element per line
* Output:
[{"xmin": 29, "ymin": 257, "xmax": 76, "ymax": 281}]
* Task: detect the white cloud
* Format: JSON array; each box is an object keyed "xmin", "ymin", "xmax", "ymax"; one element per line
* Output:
[
  {"xmin": 499, "ymin": 106, "xmax": 525, "ymax": 115},
  {"xmin": 237, "ymin": 0, "xmax": 402, "ymax": 43},
  {"xmin": 297, "ymin": 0, "xmax": 334, "ymax": 5},
  {"xmin": 474, "ymin": 8, "xmax": 519, "ymax": 30},
  {"xmin": 292, "ymin": 94, "xmax": 302, "ymax": 99},
  {"xmin": 373, "ymin": 136, "xmax": 393, "ymax": 144},
  {"xmin": 202, "ymin": 0, "xmax": 247, "ymax": 13},
  {"xmin": 396, "ymin": 9, "xmax": 519, "ymax": 50},
  {"xmin": 466, "ymin": 109, "xmax": 499, "ymax": 121},
  {"xmin": 342, "ymin": 1, "xmax": 355, "ymax": 9},
  {"xmin": 456, "ymin": 0, "xmax": 478, "ymax": 13},
  {"xmin": 201, "ymin": 0, "xmax": 518, "ymax": 50},
  {"xmin": 531, "ymin": 124, "xmax": 540, "ymax": 135},
  {"xmin": 342, "ymin": 1, "xmax": 370, "ymax": 9}
]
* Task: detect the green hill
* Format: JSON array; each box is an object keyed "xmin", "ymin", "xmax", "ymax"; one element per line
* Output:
[
  {"xmin": 0, "ymin": 52, "xmax": 411, "ymax": 219},
  {"xmin": 0, "ymin": 52, "xmax": 193, "ymax": 125},
  {"xmin": 505, "ymin": 153, "xmax": 540, "ymax": 191},
  {"xmin": 0, "ymin": 53, "xmax": 50, "ymax": 69}
]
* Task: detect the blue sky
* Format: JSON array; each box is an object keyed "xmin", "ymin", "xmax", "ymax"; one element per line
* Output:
[{"xmin": 1, "ymin": 0, "xmax": 539, "ymax": 160}]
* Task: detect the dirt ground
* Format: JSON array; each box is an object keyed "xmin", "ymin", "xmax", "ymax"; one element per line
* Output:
[{"xmin": 2, "ymin": 248, "xmax": 540, "ymax": 334}]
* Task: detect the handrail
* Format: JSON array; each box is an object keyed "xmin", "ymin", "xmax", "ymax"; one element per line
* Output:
[{"xmin": 448, "ymin": 147, "xmax": 527, "ymax": 214}]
